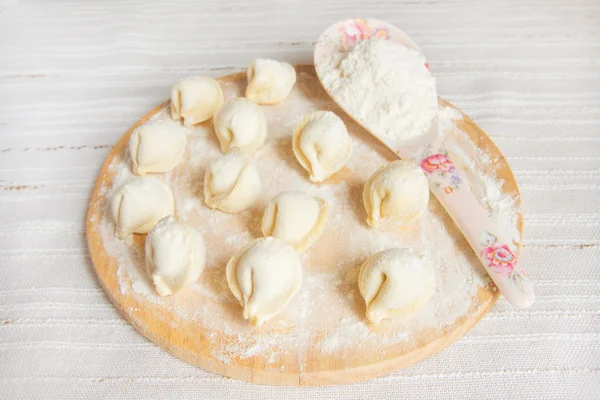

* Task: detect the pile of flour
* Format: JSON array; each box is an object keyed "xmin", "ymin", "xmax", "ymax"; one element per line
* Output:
[{"xmin": 318, "ymin": 39, "xmax": 437, "ymax": 143}]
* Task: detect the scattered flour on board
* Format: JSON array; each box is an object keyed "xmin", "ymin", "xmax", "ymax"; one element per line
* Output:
[{"xmin": 96, "ymin": 71, "xmax": 520, "ymax": 366}]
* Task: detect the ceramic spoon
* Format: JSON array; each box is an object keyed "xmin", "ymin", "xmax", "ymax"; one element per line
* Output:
[{"xmin": 314, "ymin": 18, "xmax": 535, "ymax": 308}]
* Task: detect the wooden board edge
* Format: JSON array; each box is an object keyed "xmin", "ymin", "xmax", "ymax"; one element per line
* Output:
[{"xmin": 85, "ymin": 66, "xmax": 520, "ymax": 386}]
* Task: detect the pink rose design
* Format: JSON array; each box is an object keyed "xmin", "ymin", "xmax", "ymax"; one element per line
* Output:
[
  {"xmin": 420, "ymin": 154, "xmax": 455, "ymax": 174},
  {"xmin": 338, "ymin": 19, "xmax": 372, "ymax": 45},
  {"xmin": 371, "ymin": 28, "xmax": 390, "ymax": 40},
  {"xmin": 481, "ymin": 243, "xmax": 517, "ymax": 276}
]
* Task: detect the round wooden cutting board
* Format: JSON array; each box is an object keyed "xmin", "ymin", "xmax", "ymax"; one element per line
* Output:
[{"xmin": 86, "ymin": 65, "xmax": 522, "ymax": 386}]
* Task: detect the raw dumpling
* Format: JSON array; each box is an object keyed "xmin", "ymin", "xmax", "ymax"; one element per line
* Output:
[
  {"xmin": 129, "ymin": 120, "xmax": 187, "ymax": 175},
  {"xmin": 292, "ymin": 111, "xmax": 352, "ymax": 182},
  {"xmin": 358, "ymin": 248, "xmax": 435, "ymax": 325},
  {"xmin": 110, "ymin": 177, "xmax": 174, "ymax": 239},
  {"xmin": 226, "ymin": 237, "xmax": 302, "ymax": 326},
  {"xmin": 245, "ymin": 59, "xmax": 296, "ymax": 105},
  {"xmin": 171, "ymin": 76, "xmax": 224, "ymax": 127},
  {"xmin": 145, "ymin": 216, "xmax": 206, "ymax": 296},
  {"xmin": 213, "ymin": 98, "xmax": 267, "ymax": 154},
  {"xmin": 204, "ymin": 150, "xmax": 261, "ymax": 213},
  {"xmin": 363, "ymin": 160, "xmax": 429, "ymax": 227},
  {"xmin": 261, "ymin": 191, "xmax": 329, "ymax": 252}
]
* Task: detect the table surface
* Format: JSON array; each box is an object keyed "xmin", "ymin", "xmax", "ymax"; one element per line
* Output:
[{"xmin": 1, "ymin": 1, "xmax": 599, "ymax": 399}]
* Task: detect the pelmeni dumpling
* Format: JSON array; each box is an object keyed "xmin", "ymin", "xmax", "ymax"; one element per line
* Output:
[
  {"xmin": 261, "ymin": 191, "xmax": 329, "ymax": 252},
  {"xmin": 171, "ymin": 76, "xmax": 224, "ymax": 127},
  {"xmin": 363, "ymin": 160, "xmax": 429, "ymax": 227},
  {"xmin": 110, "ymin": 178, "xmax": 174, "ymax": 239},
  {"xmin": 145, "ymin": 216, "xmax": 206, "ymax": 296},
  {"xmin": 213, "ymin": 98, "xmax": 267, "ymax": 154},
  {"xmin": 358, "ymin": 248, "xmax": 435, "ymax": 325},
  {"xmin": 226, "ymin": 237, "xmax": 302, "ymax": 326},
  {"xmin": 245, "ymin": 59, "xmax": 296, "ymax": 105},
  {"xmin": 204, "ymin": 150, "xmax": 261, "ymax": 213},
  {"xmin": 292, "ymin": 111, "xmax": 353, "ymax": 183},
  {"xmin": 129, "ymin": 120, "xmax": 187, "ymax": 175}
]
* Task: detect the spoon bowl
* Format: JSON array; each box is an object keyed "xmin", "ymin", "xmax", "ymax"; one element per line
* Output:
[{"xmin": 315, "ymin": 18, "xmax": 437, "ymax": 150}]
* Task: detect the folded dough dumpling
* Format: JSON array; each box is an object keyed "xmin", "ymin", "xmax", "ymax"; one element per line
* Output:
[
  {"xmin": 129, "ymin": 120, "xmax": 187, "ymax": 175},
  {"xmin": 226, "ymin": 237, "xmax": 302, "ymax": 326},
  {"xmin": 145, "ymin": 216, "xmax": 206, "ymax": 296},
  {"xmin": 363, "ymin": 160, "xmax": 429, "ymax": 227},
  {"xmin": 171, "ymin": 76, "xmax": 224, "ymax": 127},
  {"xmin": 245, "ymin": 59, "xmax": 296, "ymax": 105},
  {"xmin": 262, "ymin": 191, "xmax": 329, "ymax": 252},
  {"xmin": 204, "ymin": 150, "xmax": 261, "ymax": 213},
  {"xmin": 110, "ymin": 177, "xmax": 174, "ymax": 239},
  {"xmin": 293, "ymin": 111, "xmax": 352, "ymax": 183},
  {"xmin": 213, "ymin": 98, "xmax": 267, "ymax": 154},
  {"xmin": 359, "ymin": 248, "xmax": 435, "ymax": 325}
]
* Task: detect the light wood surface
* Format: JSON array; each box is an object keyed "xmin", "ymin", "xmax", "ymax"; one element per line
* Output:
[{"xmin": 86, "ymin": 65, "xmax": 522, "ymax": 386}]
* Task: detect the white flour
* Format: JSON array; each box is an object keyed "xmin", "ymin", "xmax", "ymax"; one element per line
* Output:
[
  {"xmin": 318, "ymin": 39, "xmax": 438, "ymax": 143},
  {"xmin": 95, "ymin": 70, "xmax": 520, "ymax": 369}
]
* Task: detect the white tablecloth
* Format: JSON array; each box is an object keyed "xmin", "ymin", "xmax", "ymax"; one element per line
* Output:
[{"xmin": 1, "ymin": 1, "xmax": 599, "ymax": 398}]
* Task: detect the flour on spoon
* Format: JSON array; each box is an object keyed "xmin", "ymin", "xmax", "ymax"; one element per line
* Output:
[{"xmin": 318, "ymin": 39, "xmax": 438, "ymax": 143}]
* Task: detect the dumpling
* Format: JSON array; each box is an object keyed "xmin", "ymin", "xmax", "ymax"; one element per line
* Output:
[
  {"xmin": 245, "ymin": 59, "xmax": 296, "ymax": 105},
  {"xmin": 145, "ymin": 216, "xmax": 206, "ymax": 296},
  {"xmin": 358, "ymin": 248, "xmax": 435, "ymax": 325},
  {"xmin": 261, "ymin": 191, "xmax": 329, "ymax": 252},
  {"xmin": 363, "ymin": 160, "xmax": 429, "ymax": 227},
  {"xmin": 226, "ymin": 237, "xmax": 302, "ymax": 326},
  {"xmin": 170, "ymin": 76, "xmax": 224, "ymax": 127},
  {"xmin": 204, "ymin": 149, "xmax": 261, "ymax": 213},
  {"xmin": 110, "ymin": 177, "xmax": 174, "ymax": 239},
  {"xmin": 213, "ymin": 98, "xmax": 267, "ymax": 154},
  {"xmin": 292, "ymin": 111, "xmax": 352, "ymax": 183},
  {"xmin": 129, "ymin": 120, "xmax": 187, "ymax": 175}
]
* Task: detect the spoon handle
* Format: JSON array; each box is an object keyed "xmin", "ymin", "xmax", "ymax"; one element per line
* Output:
[{"xmin": 408, "ymin": 140, "xmax": 535, "ymax": 308}]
